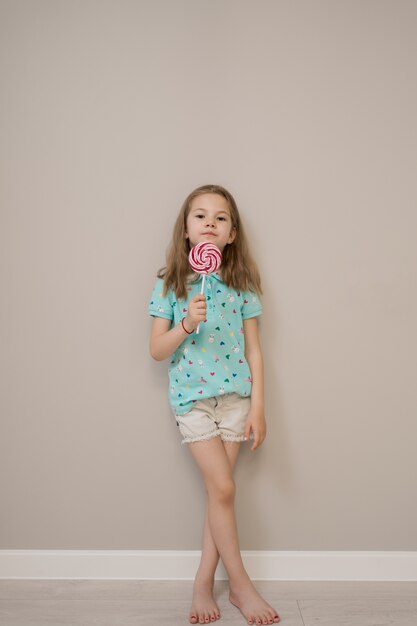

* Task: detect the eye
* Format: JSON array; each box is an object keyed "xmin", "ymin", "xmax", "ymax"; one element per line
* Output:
[{"xmin": 218, "ymin": 217, "xmax": 226, "ymax": 221}]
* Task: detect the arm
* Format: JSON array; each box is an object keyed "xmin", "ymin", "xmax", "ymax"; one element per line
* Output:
[
  {"xmin": 243, "ymin": 316, "xmax": 266, "ymax": 451},
  {"xmin": 149, "ymin": 294, "xmax": 207, "ymax": 361},
  {"xmin": 149, "ymin": 316, "xmax": 192, "ymax": 361}
]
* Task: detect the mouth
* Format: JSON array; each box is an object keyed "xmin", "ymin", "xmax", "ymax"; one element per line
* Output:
[{"xmin": 202, "ymin": 232, "xmax": 217, "ymax": 236}]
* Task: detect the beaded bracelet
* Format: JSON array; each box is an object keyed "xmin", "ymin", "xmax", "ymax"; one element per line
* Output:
[{"xmin": 181, "ymin": 317, "xmax": 193, "ymax": 334}]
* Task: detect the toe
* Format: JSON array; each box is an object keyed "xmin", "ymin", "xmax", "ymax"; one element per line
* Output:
[{"xmin": 190, "ymin": 614, "xmax": 198, "ymax": 624}]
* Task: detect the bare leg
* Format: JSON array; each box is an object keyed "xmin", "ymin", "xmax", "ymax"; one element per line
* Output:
[
  {"xmin": 189, "ymin": 440, "xmax": 240, "ymax": 624},
  {"xmin": 188, "ymin": 437, "xmax": 280, "ymax": 626}
]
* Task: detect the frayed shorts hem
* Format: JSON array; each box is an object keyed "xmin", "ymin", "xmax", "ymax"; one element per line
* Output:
[{"xmin": 181, "ymin": 431, "xmax": 248, "ymax": 445}]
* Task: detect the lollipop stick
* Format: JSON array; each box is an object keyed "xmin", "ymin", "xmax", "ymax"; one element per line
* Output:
[{"xmin": 196, "ymin": 274, "xmax": 206, "ymax": 334}]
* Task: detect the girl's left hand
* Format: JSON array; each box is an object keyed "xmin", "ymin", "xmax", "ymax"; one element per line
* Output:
[{"xmin": 244, "ymin": 408, "xmax": 266, "ymax": 451}]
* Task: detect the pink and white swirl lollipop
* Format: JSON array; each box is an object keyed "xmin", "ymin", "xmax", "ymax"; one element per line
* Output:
[
  {"xmin": 188, "ymin": 242, "xmax": 222, "ymax": 334},
  {"xmin": 189, "ymin": 242, "xmax": 222, "ymax": 275}
]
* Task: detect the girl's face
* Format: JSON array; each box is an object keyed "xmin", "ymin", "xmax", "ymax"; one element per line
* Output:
[{"xmin": 185, "ymin": 193, "xmax": 236, "ymax": 252}]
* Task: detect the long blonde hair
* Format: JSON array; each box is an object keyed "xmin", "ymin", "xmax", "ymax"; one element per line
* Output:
[{"xmin": 157, "ymin": 184, "xmax": 263, "ymax": 300}]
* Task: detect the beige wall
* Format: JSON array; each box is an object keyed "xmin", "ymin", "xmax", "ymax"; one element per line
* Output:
[{"xmin": 1, "ymin": 0, "xmax": 416, "ymax": 551}]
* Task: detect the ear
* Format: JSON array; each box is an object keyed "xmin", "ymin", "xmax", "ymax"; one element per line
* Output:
[{"xmin": 228, "ymin": 228, "xmax": 236, "ymax": 244}]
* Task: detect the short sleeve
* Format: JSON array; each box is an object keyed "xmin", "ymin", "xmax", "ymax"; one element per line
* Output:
[
  {"xmin": 241, "ymin": 290, "xmax": 263, "ymax": 320},
  {"xmin": 148, "ymin": 277, "xmax": 174, "ymax": 321}
]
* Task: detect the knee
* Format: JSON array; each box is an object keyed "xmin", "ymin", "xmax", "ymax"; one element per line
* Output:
[{"xmin": 209, "ymin": 477, "xmax": 236, "ymax": 505}]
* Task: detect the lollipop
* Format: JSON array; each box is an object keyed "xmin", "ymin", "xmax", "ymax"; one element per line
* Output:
[{"xmin": 188, "ymin": 242, "xmax": 222, "ymax": 334}]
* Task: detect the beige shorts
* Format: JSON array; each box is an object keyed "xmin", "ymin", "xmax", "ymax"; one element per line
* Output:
[{"xmin": 174, "ymin": 392, "xmax": 252, "ymax": 445}]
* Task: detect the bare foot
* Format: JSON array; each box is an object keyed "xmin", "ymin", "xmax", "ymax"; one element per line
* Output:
[
  {"xmin": 189, "ymin": 584, "xmax": 221, "ymax": 624},
  {"xmin": 229, "ymin": 581, "xmax": 280, "ymax": 625}
]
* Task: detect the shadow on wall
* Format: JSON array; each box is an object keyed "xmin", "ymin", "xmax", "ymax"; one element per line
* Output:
[{"xmin": 236, "ymin": 270, "xmax": 295, "ymax": 547}]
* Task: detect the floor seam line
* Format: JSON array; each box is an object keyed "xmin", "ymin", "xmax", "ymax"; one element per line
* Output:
[{"xmin": 296, "ymin": 599, "xmax": 307, "ymax": 626}]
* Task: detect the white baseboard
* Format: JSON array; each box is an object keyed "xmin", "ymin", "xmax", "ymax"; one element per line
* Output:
[{"xmin": 0, "ymin": 550, "xmax": 416, "ymax": 581}]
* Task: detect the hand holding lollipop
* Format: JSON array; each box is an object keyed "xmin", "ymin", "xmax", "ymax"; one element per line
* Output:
[{"xmin": 188, "ymin": 242, "xmax": 222, "ymax": 334}]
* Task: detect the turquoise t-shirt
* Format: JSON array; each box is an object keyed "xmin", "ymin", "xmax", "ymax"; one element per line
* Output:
[{"xmin": 148, "ymin": 271, "xmax": 262, "ymax": 416}]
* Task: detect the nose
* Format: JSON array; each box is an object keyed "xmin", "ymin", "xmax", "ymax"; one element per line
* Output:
[{"xmin": 205, "ymin": 218, "xmax": 215, "ymax": 228}]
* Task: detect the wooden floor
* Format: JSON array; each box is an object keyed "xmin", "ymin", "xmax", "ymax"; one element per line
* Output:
[{"xmin": 1, "ymin": 580, "xmax": 417, "ymax": 625}]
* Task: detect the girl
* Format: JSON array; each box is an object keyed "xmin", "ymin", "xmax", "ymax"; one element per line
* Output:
[{"xmin": 148, "ymin": 184, "xmax": 280, "ymax": 626}]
